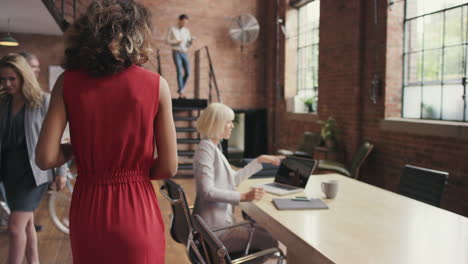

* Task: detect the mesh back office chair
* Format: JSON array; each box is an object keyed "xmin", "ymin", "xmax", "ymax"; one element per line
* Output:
[
  {"xmin": 277, "ymin": 131, "xmax": 322, "ymax": 159},
  {"xmin": 160, "ymin": 180, "xmax": 258, "ymax": 261},
  {"xmin": 398, "ymin": 164, "xmax": 449, "ymax": 207},
  {"xmin": 190, "ymin": 214, "xmax": 285, "ymax": 264},
  {"xmin": 159, "ymin": 179, "xmax": 194, "ymax": 247},
  {"xmin": 317, "ymin": 141, "xmax": 374, "ymax": 179}
]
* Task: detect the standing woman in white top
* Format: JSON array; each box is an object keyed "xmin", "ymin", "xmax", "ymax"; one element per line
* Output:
[
  {"xmin": 193, "ymin": 103, "xmax": 282, "ymax": 256},
  {"xmin": 167, "ymin": 14, "xmax": 193, "ymax": 98}
]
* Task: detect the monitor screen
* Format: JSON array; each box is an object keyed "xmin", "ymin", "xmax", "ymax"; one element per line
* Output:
[{"xmin": 274, "ymin": 157, "xmax": 316, "ymax": 188}]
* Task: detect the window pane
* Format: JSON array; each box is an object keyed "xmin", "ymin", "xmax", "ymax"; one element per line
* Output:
[
  {"xmin": 423, "ymin": 49, "xmax": 442, "ymax": 82},
  {"xmin": 298, "ymin": 68, "xmax": 304, "ymax": 91},
  {"xmin": 464, "ymin": 6, "xmax": 467, "ymax": 43},
  {"xmin": 445, "ymin": 0, "xmax": 465, "ymax": 9},
  {"xmin": 442, "ymin": 84, "xmax": 464, "ymax": 120},
  {"xmin": 298, "ymin": 8, "xmax": 307, "ymax": 47},
  {"xmin": 466, "ymin": 43, "xmax": 468, "ymax": 78},
  {"xmin": 406, "ymin": 0, "xmax": 426, "ymax": 19},
  {"xmin": 422, "ymin": 85, "xmax": 442, "ymax": 119},
  {"xmin": 403, "ymin": 86, "xmax": 422, "ymax": 118},
  {"xmin": 405, "ymin": 18, "xmax": 424, "ymax": 52},
  {"xmin": 443, "ymin": 46, "xmax": 464, "ymax": 81},
  {"xmin": 424, "ymin": 0, "xmax": 445, "ymax": 14},
  {"xmin": 297, "ymin": 1, "xmax": 320, "ymax": 99},
  {"xmin": 423, "ymin": 13, "xmax": 443, "ymax": 49},
  {"xmin": 297, "ymin": 48, "xmax": 303, "ymax": 90},
  {"xmin": 444, "ymin": 7, "xmax": 463, "ymax": 46},
  {"xmin": 312, "ymin": 45, "xmax": 319, "ymax": 88},
  {"xmin": 311, "ymin": 29, "xmax": 319, "ymax": 44},
  {"xmin": 310, "ymin": 0, "xmax": 320, "ymax": 28},
  {"xmin": 297, "ymin": 48, "xmax": 304, "ymax": 70},
  {"xmin": 405, "ymin": 52, "xmax": 423, "ymax": 84}
]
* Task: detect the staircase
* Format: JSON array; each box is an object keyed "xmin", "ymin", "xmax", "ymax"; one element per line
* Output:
[
  {"xmin": 173, "ymin": 99, "xmax": 208, "ymax": 177},
  {"xmin": 42, "ymin": 0, "xmax": 81, "ymax": 32}
]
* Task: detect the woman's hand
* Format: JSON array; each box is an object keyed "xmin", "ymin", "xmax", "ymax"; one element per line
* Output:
[
  {"xmin": 257, "ymin": 155, "xmax": 285, "ymax": 166},
  {"xmin": 53, "ymin": 175, "xmax": 66, "ymax": 191},
  {"xmin": 240, "ymin": 187, "xmax": 265, "ymax": 202}
]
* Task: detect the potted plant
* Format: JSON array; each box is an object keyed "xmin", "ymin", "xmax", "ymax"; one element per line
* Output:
[
  {"xmin": 303, "ymin": 97, "xmax": 315, "ymax": 112},
  {"xmin": 320, "ymin": 117, "xmax": 337, "ymax": 149}
]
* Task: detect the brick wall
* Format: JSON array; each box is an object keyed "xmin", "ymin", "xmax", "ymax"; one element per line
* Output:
[
  {"xmin": 2, "ymin": 0, "xmax": 266, "ymax": 110},
  {"xmin": 138, "ymin": 0, "xmax": 266, "ymax": 108},
  {"xmin": 265, "ymin": 0, "xmax": 468, "ymax": 216}
]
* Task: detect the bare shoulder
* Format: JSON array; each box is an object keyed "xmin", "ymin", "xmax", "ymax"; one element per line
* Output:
[
  {"xmin": 158, "ymin": 75, "xmax": 171, "ymax": 105},
  {"xmin": 51, "ymin": 72, "xmax": 65, "ymax": 95},
  {"xmin": 159, "ymin": 75, "xmax": 169, "ymax": 93}
]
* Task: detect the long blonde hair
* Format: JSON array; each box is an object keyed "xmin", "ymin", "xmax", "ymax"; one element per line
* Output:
[{"xmin": 0, "ymin": 53, "xmax": 42, "ymax": 108}]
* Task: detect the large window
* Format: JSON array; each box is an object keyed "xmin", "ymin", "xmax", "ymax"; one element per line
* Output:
[
  {"xmin": 403, "ymin": 0, "xmax": 467, "ymax": 121},
  {"xmin": 297, "ymin": 1, "xmax": 320, "ymax": 103}
]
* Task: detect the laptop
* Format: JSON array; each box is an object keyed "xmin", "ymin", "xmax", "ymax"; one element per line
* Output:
[{"xmin": 252, "ymin": 157, "xmax": 317, "ymax": 196}]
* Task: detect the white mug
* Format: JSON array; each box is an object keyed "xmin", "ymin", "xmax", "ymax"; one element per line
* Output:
[{"xmin": 321, "ymin": 180, "xmax": 339, "ymax": 199}]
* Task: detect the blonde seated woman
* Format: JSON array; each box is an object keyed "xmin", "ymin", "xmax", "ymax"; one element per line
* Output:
[{"xmin": 193, "ymin": 102, "xmax": 282, "ymax": 257}]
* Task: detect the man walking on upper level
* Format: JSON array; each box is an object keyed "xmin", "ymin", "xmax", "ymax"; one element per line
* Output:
[{"xmin": 167, "ymin": 14, "xmax": 194, "ymax": 98}]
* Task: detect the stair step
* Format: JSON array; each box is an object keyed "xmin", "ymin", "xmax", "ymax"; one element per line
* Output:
[
  {"xmin": 174, "ymin": 116, "xmax": 198, "ymax": 121},
  {"xmin": 176, "ymin": 127, "xmax": 197, "ymax": 133},
  {"xmin": 177, "ymin": 138, "xmax": 201, "ymax": 144},
  {"xmin": 172, "ymin": 99, "xmax": 208, "ymax": 110},
  {"xmin": 178, "ymin": 163, "xmax": 193, "ymax": 170},
  {"xmin": 178, "ymin": 150, "xmax": 195, "ymax": 157}
]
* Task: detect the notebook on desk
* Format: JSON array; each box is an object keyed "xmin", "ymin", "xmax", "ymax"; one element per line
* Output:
[
  {"xmin": 252, "ymin": 157, "xmax": 317, "ymax": 196},
  {"xmin": 273, "ymin": 198, "xmax": 328, "ymax": 210}
]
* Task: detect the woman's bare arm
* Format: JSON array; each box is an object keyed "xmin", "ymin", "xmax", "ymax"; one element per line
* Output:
[
  {"xmin": 151, "ymin": 76, "xmax": 178, "ymax": 179},
  {"xmin": 36, "ymin": 74, "xmax": 72, "ymax": 170}
]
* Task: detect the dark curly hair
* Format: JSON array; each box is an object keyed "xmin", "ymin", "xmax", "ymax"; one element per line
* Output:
[{"xmin": 63, "ymin": 0, "xmax": 153, "ymax": 77}]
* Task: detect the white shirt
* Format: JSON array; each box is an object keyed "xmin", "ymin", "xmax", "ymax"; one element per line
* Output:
[{"xmin": 167, "ymin": 26, "xmax": 192, "ymax": 52}]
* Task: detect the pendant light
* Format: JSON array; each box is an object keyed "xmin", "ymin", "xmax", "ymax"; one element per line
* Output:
[{"xmin": 0, "ymin": 19, "xmax": 19, "ymax": 47}]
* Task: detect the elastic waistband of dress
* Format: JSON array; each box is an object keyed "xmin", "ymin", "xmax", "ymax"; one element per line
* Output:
[{"xmin": 75, "ymin": 169, "xmax": 150, "ymax": 185}]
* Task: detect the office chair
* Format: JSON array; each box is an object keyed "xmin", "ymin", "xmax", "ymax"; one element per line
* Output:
[
  {"xmin": 398, "ymin": 164, "xmax": 449, "ymax": 207},
  {"xmin": 160, "ymin": 180, "xmax": 259, "ymax": 261},
  {"xmin": 190, "ymin": 214, "xmax": 285, "ymax": 264},
  {"xmin": 159, "ymin": 179, "xmax": 194, "ymax": 247},
  {"xmin": 277, "ymin": 131, "xmax": 322, "ymax": 159},
  {"xmin": 317, "ymin": 141, "xmax": 373, "ymax": 179}
]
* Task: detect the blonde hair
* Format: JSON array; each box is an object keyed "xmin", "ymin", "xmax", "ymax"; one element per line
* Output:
[
  {"xmin": 0, "ymin": 53, "xmax": 42, "ymax": 108},
  {"xmin": 196, "ymin": 103, "xmax": 235, "ymax": 140}
]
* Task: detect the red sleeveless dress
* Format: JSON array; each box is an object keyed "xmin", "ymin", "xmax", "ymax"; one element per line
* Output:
[{"xmin": 63, "ymin": 65, "xmax": 165, "ymax": 263}]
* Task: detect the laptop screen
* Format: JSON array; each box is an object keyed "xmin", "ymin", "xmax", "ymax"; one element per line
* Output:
[{"xmin": 274, "ymin": 157, "xmax": 316, "ymax": 188}]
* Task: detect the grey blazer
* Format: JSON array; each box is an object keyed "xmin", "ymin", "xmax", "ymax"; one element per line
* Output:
[
  {"xmin": 193, "ymin": 139, "xmax": 262, "ymax": 229},
  {"xmin": 0, "ymin": 94, "xmax": 67, "ymax": 186}
]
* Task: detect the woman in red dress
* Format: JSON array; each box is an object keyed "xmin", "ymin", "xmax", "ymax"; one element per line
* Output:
[{"xmin": 35, "ymin": 0, "xmax": 178, "ymax": 263}]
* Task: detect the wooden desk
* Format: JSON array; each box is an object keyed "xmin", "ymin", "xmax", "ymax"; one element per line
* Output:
[{"xmin": 238, "ymin": 174, "xmax": 468, "ymax": 264}]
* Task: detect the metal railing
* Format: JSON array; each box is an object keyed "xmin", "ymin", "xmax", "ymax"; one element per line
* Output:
[{"xmin": 194, "ymin": 46, "xmax": 222, "ymax": 103}]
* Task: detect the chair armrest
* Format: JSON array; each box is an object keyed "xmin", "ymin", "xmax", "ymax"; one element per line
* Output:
[
  {"xmin": 211, "ymin": 220, "xmax": 254, "ymax": 233},
  {"xmin": 212, "ymin": 220, "xmax": 256, "ymax": 255},
  {"xmin": 159, "ymin": 185, "xmax": 182, "ymax": 205},
  {"xmin": 231, "ymin": 247, "xmax": 285, "ymax": 264}
]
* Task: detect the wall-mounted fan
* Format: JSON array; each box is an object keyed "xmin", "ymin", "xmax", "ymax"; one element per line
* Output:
[{"xmin": 229, "ymin": 14, "xmax": 260, "ymax": 51}]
